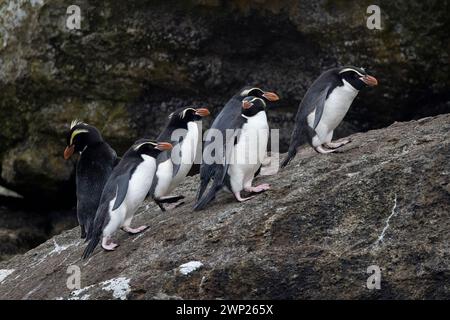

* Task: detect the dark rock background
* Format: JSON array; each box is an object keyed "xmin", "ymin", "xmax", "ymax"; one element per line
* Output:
[
  {"xmin": 0, "ymin": 114, "xmax": 448, "ymax": 299},
  {"xmin": 0, "ymin": 1, "xmax": 449, "ymax": 258}
]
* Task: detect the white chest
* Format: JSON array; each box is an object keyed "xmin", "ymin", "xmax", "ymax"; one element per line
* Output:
[
  {"xmin": 153, "ymin": 158, "xmax": 173, "ymax": 198},
  {"xmin": 169, "ymin": 121, "xmax": 201, "ymax": 190},
  {"xmin": 125, "ymin": 155, "xmax": 156, "ymax": 210},
  {"xmin": 228, "ymin": 111, "xmax": 269, "ymax": 191},
  {"xmin": 309, "ymin": 80, "xmax": 359, "ymax": 132},
  {"xmin": 236, "ymin": 111, "xmax": 269, "ymax": 162}
]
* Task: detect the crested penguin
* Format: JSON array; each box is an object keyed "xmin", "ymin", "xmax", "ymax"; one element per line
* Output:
[
  {"xmin": 196, "ymin": 86, "xmax": 279, "ymax": 203},
  {"xmin": 194, "ymin": 97, "xmax": 270, "ymax": 210},
  {"xmin": 82, "ymin": 139, "xmax": 173, "ymax": 259},
  {"xmin": 281, "ymin": 66, "xmax": 378, "ymax": 167},
  {"xmin": 151, "ymin": 107, "xmax": 210, "ymax": 211},
  {"xmin": 64, "ymin": 120, "xmax": 118, "ymax": 239}
]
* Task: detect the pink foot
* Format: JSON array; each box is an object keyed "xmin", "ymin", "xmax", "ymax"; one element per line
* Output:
[
  {"xmin": 160, "ymin": 202, "xmax": 185, "ymax": 211},
  {"xmin": 245, "ymin": 183, "xmax": 271, "ymax": 193},
  {"xmin": 325, "ymin": 139, "xmax": 351, "ymax": 149},
  {"xmin": 102, "ymin": 238, "xmax": 119, "ymax": 251},
  {"xmin": 121, "ymin": 225, "xmax": 149, "ymax": 234},
  {"xmin": 234, "ymin": 192, "xmax": 255, "ymax": 202}
]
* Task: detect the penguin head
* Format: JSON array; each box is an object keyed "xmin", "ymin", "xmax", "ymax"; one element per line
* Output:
[
  {"xmin": 132, "ymin": 139, "xmax": 173, "ymax": 158},
  {"xmin": 239, "ymin": 87, "xmax": 280, "ymax": 103},
  {"xmin": 241, "ymin": 96, "xmax": 267, "ymax": 117},
  {"xmin": 64, "ymin": 120, "xmax": 103, "ymax": 160},
  {"xmin": 338, "ymin": 66, "xmax": 378, "ymax": 90},
  {"xmin": 168, "ymin": 107, "xmax": 210, "ymax": 128}
]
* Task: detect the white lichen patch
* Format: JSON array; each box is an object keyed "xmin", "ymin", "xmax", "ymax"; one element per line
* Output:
[
  {"xmin": 31, "ymin": 239, "xmax": 80, "ymax": 267},
  {"xmin": 69, "ymin": 285, "xmax": 94, "ymax": 300},
  {"xmin": 0, "ymin": 269, "xmax": 14, "ymax": 283},
  {"xmin": 101, "ymin": 277, "xmax": 131, "ymax": 300},
  {"xmin": 179, "ymin": 261, "xmax": 203, "ymax": 275},
  {"xmin": 49, "ymin": 239, "xmax": 78, "ymax": 255}
]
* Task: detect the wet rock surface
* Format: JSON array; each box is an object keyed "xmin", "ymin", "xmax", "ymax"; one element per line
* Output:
[{"xmin": 0, "ymin": 114, "xmax": 448, "ymax": 299}]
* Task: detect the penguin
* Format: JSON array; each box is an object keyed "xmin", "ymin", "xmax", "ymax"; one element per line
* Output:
[
  {"xmin": 151, "ymin": 107, "xmax": 210, "ymax": 211},
  {"xmin": 194, "ymin": 97, "xmax": 270, "ymax": 210},
  {"xmin": 63, "ymin": 120, "xmax": 118, "ymax": 239},
  {"xmin": 281, "ymin": 66, "xmax": 378, "ymax": 167},
  {"xmin": 82, "ymin": 139, "xmax": 173, "ymax": 259},
  {"xmin": 196, "ymin": 86, "xmax": 279, "ymax": 203}
]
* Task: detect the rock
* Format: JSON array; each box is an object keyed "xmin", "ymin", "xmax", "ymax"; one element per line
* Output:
[
  {"xmin": 0, "ymin": 0, "xmax": 449, "ymax": 205},
  {"xmin": 0, "ymin": 114, "xmax": 448, "ymax": 299},
  {"xmin": 0, "ymin": 206, "xmax": 77, "ymax": 262}
]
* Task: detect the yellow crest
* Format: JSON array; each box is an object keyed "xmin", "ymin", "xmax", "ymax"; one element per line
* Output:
[{"xmin": 70, "ymin": 129, "xmax": 89, "ymax": 145}]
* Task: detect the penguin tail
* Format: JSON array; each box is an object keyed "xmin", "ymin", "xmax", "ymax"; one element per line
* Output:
[
  {"xmin": 194, "ymin": 180, "xmax": 221, "ymax": 211},
  {"xmin": 281, "ymin": 149, "xmax": 296, "ymax": 168},
  {"xmin": 196, "ymin": 177, "xmax": 209, "ymax": 202},
  {"xmin": 281, "ymin": 119, "xmax": 307, "ymax": 168},
  {"xmin": 82, "ymin": 207, "xmax": 105, "ymax": 259},
  {"xmin": 197, "ymin": 163, "xmax": 217, "ymax": 202},
  {"xmin": 82, "ymin": 233, "xmax": 101, "ymax": 260}
]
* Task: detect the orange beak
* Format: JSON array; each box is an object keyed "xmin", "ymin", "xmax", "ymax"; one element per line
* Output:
[
  {"xmin": 242, "ymin": 101, "xmax": 252, "ymax": 109},
  {"xmin": 64, "ymin": 145, "xmax": 75, "ymax": 160},
  {"xmin": 262, "ymin": 91, "xmax": 280, "ymax": 101},
  {"xmin": 195, "ymin": 108, "xmax": 210, "ymax": 117},
  {"xmin": 156, "ymin": 142, "xmax": 173, "ymax": 151},
  {"xmin": 362, "ymin": 75, "xmax": 378, "ymax": 87}
]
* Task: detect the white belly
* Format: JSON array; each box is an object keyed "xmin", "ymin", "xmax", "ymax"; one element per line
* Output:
[
  {"xmin": 228, "ymin": 111, "xmax": 269, "ymax": 193},
  {"xmin": 168, "ymin": 121, "xmax": 201, "ymax": 193},
  {"xmin": 117, "ymin": 155, "xmax": 156, "ymax": 216},
  {"xmin": 153, "ymin": 158, "xmax": 173, "ymax": 199},
  {"xmin": 308, "ymin": 80, "xmax": 358, "ymax": 141},
  {"xmin": 104, "ymin": 155, "xmax": 156, "ymax": 236}
]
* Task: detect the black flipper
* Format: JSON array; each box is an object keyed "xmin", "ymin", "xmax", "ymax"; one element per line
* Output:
[
  {"xmin": 111, "ymin": 163, "xmax": 137, "ymax": 210},
  {"xmin": 112, "ymin": 174, "xmax": 130, "ymax": 211},
  {"xmin": 312, "ymin": 84, "xmax": 331, "ymax": 129}
]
